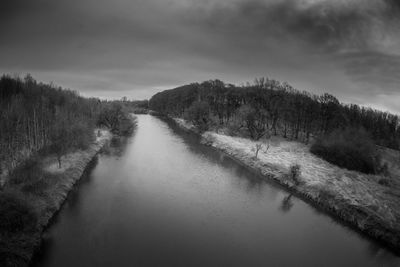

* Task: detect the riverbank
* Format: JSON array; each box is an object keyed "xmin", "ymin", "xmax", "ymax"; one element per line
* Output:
[
  {"xmin": 172, "ymin": 117, "xmax": 400, "ymax": 254},
  {"xmin": 0, "ymin": 130, "xmax": 112, "ymax": 267}
]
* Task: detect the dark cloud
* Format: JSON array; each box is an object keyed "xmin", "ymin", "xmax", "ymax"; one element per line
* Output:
[
  {"xmin": 386, "ymin": 0, "xmax": 400, "ymax": 11},
  {"xmin": 0, "ymin": 0, "xmax": 399, "ymax": 112},
  {"xmin": 178, "ymin": 0, "xmax": 400, "ymax": 112},
  {"xmin": 188, "ymin": 0, "xmax": 399, "ymax": 52}
]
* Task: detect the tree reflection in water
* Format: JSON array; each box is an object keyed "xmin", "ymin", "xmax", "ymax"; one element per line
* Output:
[{"xmin": 280, "ymin": 194, "xmax": 294, "ymax": 213}]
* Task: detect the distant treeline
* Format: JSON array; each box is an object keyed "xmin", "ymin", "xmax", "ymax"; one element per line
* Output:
[
  {"xmin": 149, "ymin": 79, "xmax": 400, "ymax": 150},
  {"xmin": 114, "ymin": 98, "xmax": 149, "ymax": 114},
  {"xmin": 0, "ymin": 75, "xmax": 136, "ymax": 175}
]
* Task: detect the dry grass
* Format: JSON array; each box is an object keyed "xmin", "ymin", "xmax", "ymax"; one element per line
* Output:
[
  {"xmin": 173, "ymin": 117, "xmax": 400, "ymax": 250},
  {"xmin": 204, "ymin": 131, "xmax": 400, "ymax": 226}
]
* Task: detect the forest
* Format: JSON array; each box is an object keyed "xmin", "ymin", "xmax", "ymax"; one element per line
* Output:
[
  {"xmin": 149, "ymin": 78, "xmax": 400, "ymax": 174},
  {"xmin": 0, "ymin": 74, "xmax": 136, "ymax": 180},
  {"xmin": 0, "ymin": 74, "xmax": 138, "ymax": 266}
]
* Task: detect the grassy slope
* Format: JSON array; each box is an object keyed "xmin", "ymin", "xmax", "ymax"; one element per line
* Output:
[
  {"xmin": 174, "ymin": 118, "xmax": 400, "ymax": 253},
  {"xmin": 0, "ymin": 130, "xmax": 111, "ymax": 267}
]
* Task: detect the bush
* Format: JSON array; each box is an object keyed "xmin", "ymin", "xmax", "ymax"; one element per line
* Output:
[
  {"xmin": 133, "ymin": 108, "xmax": 148, "ymax": 114},
  {"xmin": 70, "ymin": 120, "xmax": 95, "ymax": 150},
  {"xmin": 7, "ymin": 157, "xmax": 52, "ymax": 195},
  {"xmin": 21, "ymin": 178, "xmax": 51, "ymax": 196},
  {"xmin": 311, "ymin": 127, "xmax": 381, "ymax": 174},
  {"xmin": 118, "ymin": 114, "xmax": 137, "ymax": 136},
  {"xmin": 236, "ymin": 104, "xmax": 269, "ymax": 140},
  {"xmin": 49, "ymin": 117, "xmax": 95, "ymax": 168},
  {"xmin": 0, "ymin": 192, "xmax": 38, "ymax": 234},
  {"xmin": 97, "ymin": 102, "xmax": 137, "ymax": 136},
  {"xmin": 184, "ymin": 101, "xmax": 210, "ymax": 131},
  {"xmin": 378, "ymin": 178, "xmax": 391, "ymax": 186},
  {"xmin": 289, "ymin": 164, "xmax": 301, "ymax": 185},
  {"xmin": 226, "ymin": 118, "xmax": 242, "ymax": 136},
  {"xmin": 8, "ymin": 158, "xmax": 42, "ymax": 186}
]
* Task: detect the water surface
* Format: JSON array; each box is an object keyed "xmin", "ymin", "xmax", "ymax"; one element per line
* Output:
[{"xmin": 33, "ymin": 115, "xmax": 400, "ymax": 267}]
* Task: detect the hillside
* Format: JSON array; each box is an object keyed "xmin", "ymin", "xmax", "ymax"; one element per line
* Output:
[{"xmin": 149, "ymin": 79, "xmax": 400, "ymax": 150}]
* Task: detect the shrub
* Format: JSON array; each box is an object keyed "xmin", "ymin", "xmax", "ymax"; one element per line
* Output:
[
  {"xmin": 8, "ymin": 158, "xmax": 42, "ymax": 186},
  {"xmin": 0, "ymin": 192, "xmax": 38, "ymax": 234},
  {"xmin": 202, "ymin": 132, "xmax": 216, "ymax": 146},
  {"xmin": 311, "ymin": 127, "xmax": 380, "ymax": 174},
  {"xmin": 21, "ymin": 178, "xmax": 50, "ymax": 196},
  {"xmin": 236, "ymin": 104, "xmax": 269, "ymax": 140},
  {"xmin": 133, "ymin": 108, "xmax": 148, "ymax": 114},
  {"xmin": 49, "ymin": 117, "xmax": 95, "ymax": 168},
  {"xmin": 318, "ymin": 188, "xmax": 335, "ymax": 202},
  {"xmin": 97, "ymin": 102, "xmax": 137, "ymax": 136},
  {"xmin": 70, "ymin": 120, "xmax": 95, "ymax": 150},
  {"xmin": 7, "ymin": 156, "xmax": 53, "ymax": 197},
  {"xmin": 252, "ymin": 139, "xmax": 270, "ymax": 158},
  {"xmin": 378, "ymin": 162, "xmax": 390, "ymax": 177},
  {"xmin": 226, "ymin": 119, "xmax": 241, "ymax": 136},
  {"xmin": 118, "ymin": 114, "xmax": 137, "ymax": 136},
  {"xmin": 378, "ymin": 178, "xmax": 391, "ymax": 186},
  {"xmin": 289, "ymin": 164, "xmax": 301, "ymax": 185},
  {"xmin": 184, "ymin": 101, "xmax": 210, "ymax": 131}
]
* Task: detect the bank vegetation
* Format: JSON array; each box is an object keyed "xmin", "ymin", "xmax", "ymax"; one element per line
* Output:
[
  {"xmin": 150, "ymin": 78, "xmax": 400, "ymax": 252},
  {"xmin": 0, "ymin": 74, "xmax": 137, "ymax": 266}
]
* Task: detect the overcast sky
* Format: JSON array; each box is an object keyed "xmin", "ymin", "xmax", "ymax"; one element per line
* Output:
[{"xmin": 1, "ymin": 0, "xmax": 400, "ymax": 113}]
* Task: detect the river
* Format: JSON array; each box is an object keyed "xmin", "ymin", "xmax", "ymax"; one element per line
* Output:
[{"xmin": 33, "ymin": 115, "xmax": 400, "ymax": 267}]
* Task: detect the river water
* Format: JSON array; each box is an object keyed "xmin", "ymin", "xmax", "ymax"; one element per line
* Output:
[{"xmin": 33, "ymin": 115, "xmax": 400, "ymax": 267}]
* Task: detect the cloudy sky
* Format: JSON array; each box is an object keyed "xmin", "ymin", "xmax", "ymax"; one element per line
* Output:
[{"xmin": 1, "ymin": 0, "xmax": 400, "ymax": 112}]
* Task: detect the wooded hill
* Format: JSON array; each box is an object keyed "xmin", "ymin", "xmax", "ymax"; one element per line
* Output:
[
  {"xmin": 0, "ymin": 74, "xmax": 136, "ymax": 177},
  {"xmin": 149, "ymin": 79, "xmax": 400, "ymax": 150},
  {"xmin": 149, "ymin": 79, "xmax": 400, "ymax": 174}
]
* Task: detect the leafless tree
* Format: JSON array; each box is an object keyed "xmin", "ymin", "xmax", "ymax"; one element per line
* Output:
[{"xmin": 254, "ymin": 143, "xmax": 263, "ymax": 158}]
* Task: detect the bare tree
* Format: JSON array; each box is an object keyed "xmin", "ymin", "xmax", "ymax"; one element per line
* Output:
[
  {"xmin": 253, "ymin": 136, "xmax": 271, "ymax": 158},
  {"xmin": 49, "ymin": 120, "xmax": 71, "ymax": 168},
  {"xmin": 263, "ymin": 139, "xmax": 270, "ymax": 153},
  {"xmin": 254, "ymin": 143, "xmax": 263, "ymax": 158}
]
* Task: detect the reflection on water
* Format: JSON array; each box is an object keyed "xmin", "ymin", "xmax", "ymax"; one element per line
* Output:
[
  {"xmin": 63, "ymin": 156, "xmax": 99, "ymax": 209},
  {"xmin": 101, "ymin": 136, "xmax": 133, "ymax": 158},
  {"xmin": 165, "ymin": 118, "xmax": 271, "ymax": 196},
  {"xmin": 33, "ymin": 115, "xmax": 400, "ymax": 267},
  {"xmin": 280, "ymin": 194, "xmax": 294, "ymax": 213}
]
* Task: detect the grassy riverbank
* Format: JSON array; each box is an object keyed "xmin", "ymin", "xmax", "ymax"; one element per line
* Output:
[
  {"xmin": 0, "ymin": 130, "xmax": 112, "ymax": 267},
  {"xmin": 173, "ymin": 117, "xmax": 400, "ymax": 254}
]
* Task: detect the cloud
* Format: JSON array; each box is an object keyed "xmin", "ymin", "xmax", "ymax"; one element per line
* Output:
[
  {"xmin": 338, "ymin": 51, "xmax": 400, "ymax": 94},
  {"xmin": 0, "ymin": 0, "xmax": 399, "ymax": 113},
  {"xmin": 184, "ymin": 0, "xmax": 399, "ymax": 51},
  {"xmin": 176, "ymin": 0, "xmax": 400, "ymax": 111}
]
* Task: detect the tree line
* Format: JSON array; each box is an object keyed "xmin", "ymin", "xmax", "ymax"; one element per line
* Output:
[
  {"xmin": 0, "ymin": 74, "xmax": 140, "ymax": 266},
  {"xmin": 149, "ymin": 78, "xmax": 400, "ymax": 150},
  {"xmin": 0, "ymin": 74, "xmax": 136, "ymax": 175}
]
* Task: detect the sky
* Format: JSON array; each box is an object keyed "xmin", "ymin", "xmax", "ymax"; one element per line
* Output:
[{"xmin": 1, "ymin": 0, "xmax": 400, "ymax": 113}]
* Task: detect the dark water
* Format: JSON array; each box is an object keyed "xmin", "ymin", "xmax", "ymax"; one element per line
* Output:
[{"xmin": 33, "ymin": 115, "xmax": 400, "ymax": 267}]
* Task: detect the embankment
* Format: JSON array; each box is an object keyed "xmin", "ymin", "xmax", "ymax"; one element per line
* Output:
[
  {"xmin": 171, "ymin": 117, "xmax": 400, "ymax": 254},
  {"xmin": 0, "ymin": 130, "xmax": 112, "ymax": 267}
]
